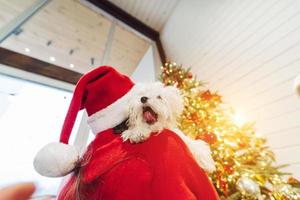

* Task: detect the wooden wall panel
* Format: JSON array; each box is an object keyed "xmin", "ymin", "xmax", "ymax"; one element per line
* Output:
[
  {"xmin": 108, "ymin": 0, "xmax": 179, "ymax": 31},
  {"xmin": 1, "ymin": 0, "xmax": 111, "ymax": 74},
  {"xmin": 0, "ymin": 0, "xmax": 151, "ymax": 75},
  {"xmin": 162, "ymin": 0, "xmax": 300, "ymax": 178},
  {"xmin": 107, "ymin": 25, "xmax": 150, "ymax": 75}
]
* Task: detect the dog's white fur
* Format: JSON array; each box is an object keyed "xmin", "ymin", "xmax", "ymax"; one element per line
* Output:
[
  {"xmin": 121, "ymin": 82, "xmax": 216, "ymax": 173},
  {"xmin": 121, "ymin": 82, "xmax": 182, "ymax": 143}
]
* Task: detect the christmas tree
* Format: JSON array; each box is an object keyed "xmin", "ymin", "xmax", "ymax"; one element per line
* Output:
[{"xmin": 160, "ymin": 62, "xmax": 300, "ymax": 200}]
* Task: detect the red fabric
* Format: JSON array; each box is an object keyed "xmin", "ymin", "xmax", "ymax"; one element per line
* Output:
[
  {"xmin": 60, "ymin": 66, "xmax": 134, "ymax": 144},
  {"xmin": 58, "ymin": 129, "xmax": 220, "ymax": 200},
  {"xmin": 84, "ymin": 67, "xmax": 134, "ymax": 116}
]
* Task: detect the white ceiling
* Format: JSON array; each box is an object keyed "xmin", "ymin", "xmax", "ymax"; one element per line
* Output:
[{"xmin": 108, "ymin": 0, "xmax": 179, "ymax": 31}]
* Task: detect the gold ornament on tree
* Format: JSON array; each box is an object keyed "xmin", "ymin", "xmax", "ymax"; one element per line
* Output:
[{"xmin": 236, "ymin": 176, "xmax": 261, "ymax": 197}]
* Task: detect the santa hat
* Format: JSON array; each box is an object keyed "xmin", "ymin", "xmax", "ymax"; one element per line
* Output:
[{"xmin": 34, "ymin": 66, "xmax": 135, "ymax": 177}]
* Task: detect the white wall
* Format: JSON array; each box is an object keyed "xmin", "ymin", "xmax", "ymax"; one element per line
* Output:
[
  {"xmin": 131, "ymin": 45, "xmax": 157, "ymax": 82},
  {"xmin": 162, "ymin": 0, "xmax": 300, "ymax": 178}
]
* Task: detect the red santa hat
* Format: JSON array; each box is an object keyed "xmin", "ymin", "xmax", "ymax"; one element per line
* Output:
[{"xmin": 34, "ymin": 66, "xmax": 135, "ymax": 177}]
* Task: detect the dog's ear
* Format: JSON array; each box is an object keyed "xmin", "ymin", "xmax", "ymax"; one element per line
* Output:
[
  {"xmin": 164, "ymin": 86, "xmax": 184, "ymax": 118},
  {"xmin": 113, "ymin": 118, "xmax": 129, "ymax": 134}
]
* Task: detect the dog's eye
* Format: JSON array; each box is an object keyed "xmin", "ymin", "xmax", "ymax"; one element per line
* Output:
[{"xmin": 157, "ymin": 95, "xmax": 162, "ymax": 99}]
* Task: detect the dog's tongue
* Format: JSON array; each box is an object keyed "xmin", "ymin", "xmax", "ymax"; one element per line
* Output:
[{"xmin": 143, "ymin": 110, "xmax": 157, "ymax": 124}]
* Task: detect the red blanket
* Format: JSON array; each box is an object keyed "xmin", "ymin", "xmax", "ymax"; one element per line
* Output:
[{"xmin": 58, "ymin": 129, "xmax": 219, "ymax": 200}]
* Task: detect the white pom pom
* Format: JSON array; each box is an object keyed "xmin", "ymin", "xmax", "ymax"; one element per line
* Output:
[
  {"xmin": 33, "ymin": 142, "xmax": 79, "ymax": 177},
  {"xmin": 172, "ymin": 128, "xmax": 216, "ymax": 173},
  {"xmin": 186, "ymin": 139, "xmax": 216, "ymax": 173}
]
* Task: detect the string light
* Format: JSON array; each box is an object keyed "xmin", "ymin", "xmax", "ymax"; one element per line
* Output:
[
  {"xmin": 49, "ymin": 56, "xmax": 56, "ymax": 62},
  {"xmin": 24, "ymin": 48, "xmax": 30, "ymax": 53},
  {"xmin": 232, "ymin": 111, "xmax": 246, "ymax": 127}
]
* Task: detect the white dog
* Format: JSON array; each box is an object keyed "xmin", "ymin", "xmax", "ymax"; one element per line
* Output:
[{"xmin": 120, "ymin": 82, "xmax": 216, "ymax": 173}]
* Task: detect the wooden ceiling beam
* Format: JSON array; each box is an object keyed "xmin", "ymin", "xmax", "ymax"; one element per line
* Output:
[
  {"xmin": 0, "ymin": 47, "xmax": 82, "ymax": 85},
  {"xmin": 87, "ymin": 0, "xmax": 166, "ymax": 64}
]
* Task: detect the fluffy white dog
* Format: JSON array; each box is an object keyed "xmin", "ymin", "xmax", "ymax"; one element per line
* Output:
[{"xmin": 121, "ymin": 82, "xmax": 216, "ymax": 173}]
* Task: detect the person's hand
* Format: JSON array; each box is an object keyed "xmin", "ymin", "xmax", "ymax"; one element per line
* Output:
[
  {"xmin": 0, "ymin": 182, "xmax": 51, "ymax": 200},
  {"xmin": 0, "ymin": 183, "xmax": 54, "ymax": 200}
]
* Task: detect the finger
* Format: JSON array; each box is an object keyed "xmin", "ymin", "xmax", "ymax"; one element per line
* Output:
[
  {"xmin": 0, "ymin": 182, "xmax": 35, "ymax": 200},
  {"xmin": 42, "ymin": 197, "xmax": 53, "ymax": 200},
  {"xmin": 37, "ymin": 196, "xmax": 53, "ymax": 200}
]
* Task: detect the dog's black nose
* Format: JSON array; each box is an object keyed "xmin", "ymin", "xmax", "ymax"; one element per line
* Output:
[{"xmin": 141, "ymin": 96, "xmax": 148, "ymax": 103}]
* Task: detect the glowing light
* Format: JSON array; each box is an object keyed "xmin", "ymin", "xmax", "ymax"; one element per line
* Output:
[
  {"xmin": 69, "ymin": 64, "xmax": 74, "ymax": 68},
  {"xmin": 24, "ymin": 48, "xmax": 30, "ymax": 53},
  {"xmin": 233, "ymin": 112, "xmax": 246, "ymax": 127},
  {"xmin": 49, "ymin": 56, "xmax": 56, "ymax": 62}
]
